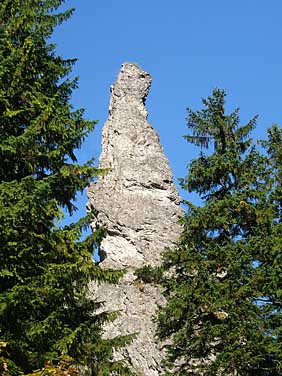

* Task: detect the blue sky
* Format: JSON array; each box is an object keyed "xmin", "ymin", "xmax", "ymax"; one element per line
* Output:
[{"xmin": 53, "ymin": 0, "xmax": 282, "ymax": 224}]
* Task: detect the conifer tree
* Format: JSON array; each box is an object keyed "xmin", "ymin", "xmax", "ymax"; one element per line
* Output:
[
  {"xmin": 0, "ymin": 1, "xmax": 132, "ymax": 375},
  {"xmin": 254, "ymin": 124, "xmax": 282, "ymax": 373},
  {"xmin": 157, "ymin": 89, "xmax": 281, "ymax": 375}
]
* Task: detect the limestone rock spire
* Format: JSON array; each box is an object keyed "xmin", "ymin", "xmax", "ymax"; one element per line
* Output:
[{"xmin": 87, "ymin": 63, "xmax": 183, "ymax": 375}]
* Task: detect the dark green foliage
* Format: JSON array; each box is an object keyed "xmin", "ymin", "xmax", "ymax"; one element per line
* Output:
[
  {"xmin": 134, "ymin": 265, "xmax": 163, "ymax": 284},
  {"xmin": 0, "ymin": 1, "xmax": 133, "ymax": 374},
  {"xmin": 158, "ymin": 89, "xmax": 282, "ymax": 375}
]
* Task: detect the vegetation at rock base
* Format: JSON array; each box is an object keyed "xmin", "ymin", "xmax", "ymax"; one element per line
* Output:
[
  {"xmin": 152, "ymin": 89, "xmax": 282, "ymax": 375},
  {"xmin": 0, "ymin": 1, "xmax": 134, "ymax": 375}
]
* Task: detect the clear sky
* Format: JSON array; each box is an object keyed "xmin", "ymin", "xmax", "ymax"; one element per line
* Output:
[{"xmin": 53, "ymin": 0, "xmax": 282, "ymax": 224}]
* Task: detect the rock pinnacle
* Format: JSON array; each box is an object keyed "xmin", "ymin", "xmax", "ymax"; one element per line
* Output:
[{"xmin": 87, "ymin": 63, "xmax": 183, "ymax": 375}]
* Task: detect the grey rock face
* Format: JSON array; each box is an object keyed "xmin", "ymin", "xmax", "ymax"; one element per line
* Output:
[{"xmin": 87, "ymin": 63, "xmax": 183, "ymax": 375}]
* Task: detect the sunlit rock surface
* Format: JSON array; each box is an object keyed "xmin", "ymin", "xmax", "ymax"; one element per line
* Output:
[{"xmin": 87, "ymin": 63, "xmax": 183, "ymax": 375}]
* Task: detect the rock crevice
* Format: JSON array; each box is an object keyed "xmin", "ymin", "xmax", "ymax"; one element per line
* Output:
[{"xmin": 87, "ymin": 63, "xmax": 183, "ymax": 375}]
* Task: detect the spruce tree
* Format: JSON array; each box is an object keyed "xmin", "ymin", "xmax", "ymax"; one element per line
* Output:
[
  {"xmin": 157, "ymin": 89, "xmax": 281, "ymax": 375},
  {"xmin": 0, "ymin": 1, "xmax": 132, "ymax": 375},
  {"xmin": 254, "ymin": 124, "xmax": 282, "ymax": 374}
]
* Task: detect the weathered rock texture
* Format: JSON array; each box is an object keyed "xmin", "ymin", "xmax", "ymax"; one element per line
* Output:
[{"xmin": 87, "ymin": 63, "xmax": 183, "ymax": 375}]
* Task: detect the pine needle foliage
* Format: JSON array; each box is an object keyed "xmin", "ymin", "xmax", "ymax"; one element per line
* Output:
[
  {"xmin": 0, "ymin": 1, "xmax": 133, "ymax": 375},
  {"xmin": 157, "ymin": 89, "xmax": 282, "ymax": 375}
]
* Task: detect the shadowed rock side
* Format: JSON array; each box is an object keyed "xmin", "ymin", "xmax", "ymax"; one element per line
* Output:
[{"xmin": 87, "ymin": 63, "xmax": 183, "ymax": 375}]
